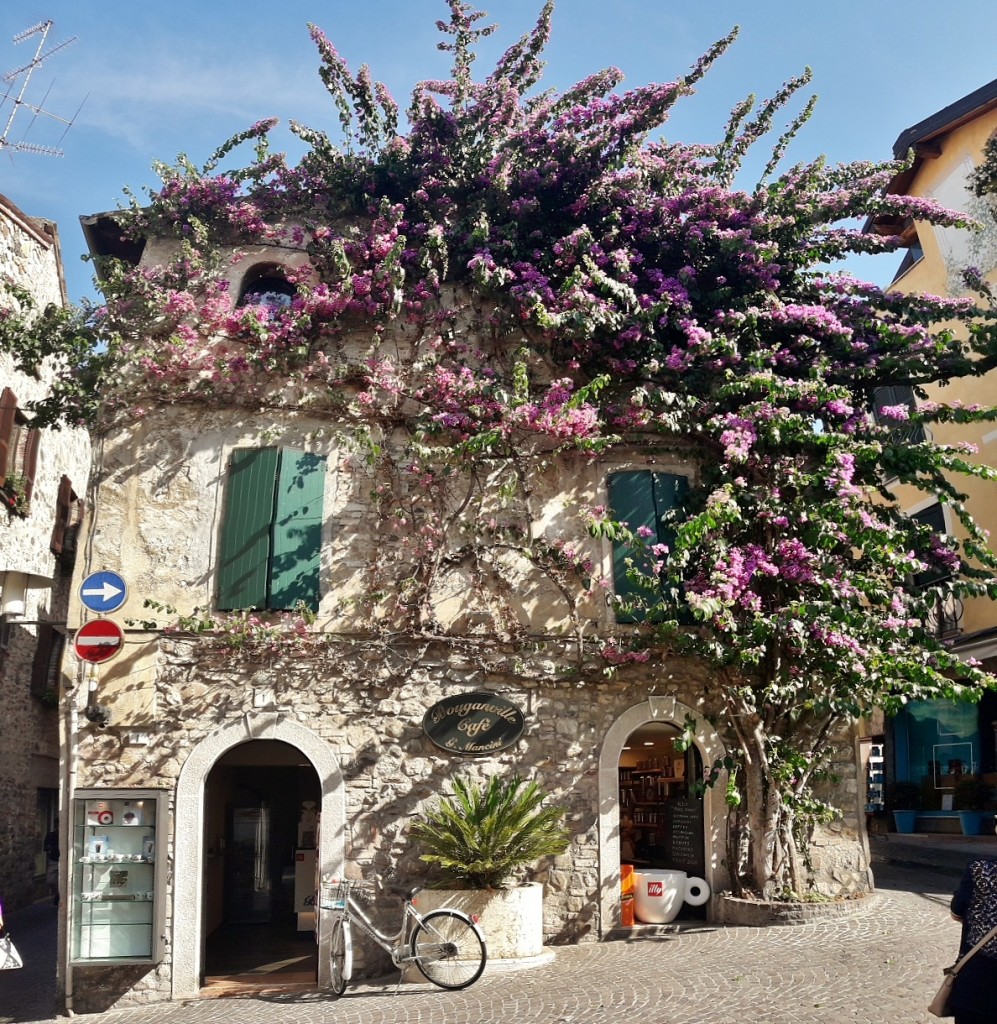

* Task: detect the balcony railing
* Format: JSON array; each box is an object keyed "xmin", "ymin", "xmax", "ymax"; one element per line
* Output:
[{"xmin": 924, "ymin": 589, "xmax": 964, "ymax": 640}]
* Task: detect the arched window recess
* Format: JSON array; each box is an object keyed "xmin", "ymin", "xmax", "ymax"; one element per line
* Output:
[{"xmin": 236, "ymin": 264, "xmax": 297, "ymax": 312}]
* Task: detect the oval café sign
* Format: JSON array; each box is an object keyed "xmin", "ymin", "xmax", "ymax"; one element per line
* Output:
[{"xmin": 422, "ymin": 691, "xmax": 526, "ymax": 756}]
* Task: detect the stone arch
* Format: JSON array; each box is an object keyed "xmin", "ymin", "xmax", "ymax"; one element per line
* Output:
[
  {"xmin": 171, "ymin": 713, "xmax": 344, "ymax": 999},
  {"xmin": 597, "ymin": 696, "xmax": 729, "ymax": 935},
  {"xmin": 235, "ymin": 261, "xmax": 296, "ymax": 309}
]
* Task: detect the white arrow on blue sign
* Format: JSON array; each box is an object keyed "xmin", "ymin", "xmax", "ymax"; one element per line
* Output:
[{"xmin": 79, "ymin": 571, "xmax": 128, "ymax": 614}]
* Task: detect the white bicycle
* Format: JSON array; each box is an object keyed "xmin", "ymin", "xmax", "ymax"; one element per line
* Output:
[{"xmin": 319, "ymin": 877, "xmax": 487, "ymax": 996}]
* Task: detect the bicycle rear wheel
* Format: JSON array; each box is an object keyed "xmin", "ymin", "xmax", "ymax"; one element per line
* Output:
[
  {"xmin": 410, "ymin": 909, "xmax": 486, "ymax": 989},
  {"xmin": 329, "ymin": 916, "xmax": 352, "ymax": 996}
]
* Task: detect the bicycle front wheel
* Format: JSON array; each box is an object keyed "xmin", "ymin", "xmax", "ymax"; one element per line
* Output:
[
  {"xmin": 329, "ymin": 916, "xmax": 352, "ymax": 997},
  {"xmin": 410, "ymin": 909, "xmax": 486, "ymax": 989}
]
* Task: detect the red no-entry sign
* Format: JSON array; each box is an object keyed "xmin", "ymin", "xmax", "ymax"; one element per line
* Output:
[{"xmin": 74, "ymin": 619, "xmax": 125, "ymax": 664}]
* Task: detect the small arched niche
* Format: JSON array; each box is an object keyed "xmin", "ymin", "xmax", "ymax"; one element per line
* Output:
[{"xmin": 237, "ymin": 263, "xmax": 297, "ymax": 311}]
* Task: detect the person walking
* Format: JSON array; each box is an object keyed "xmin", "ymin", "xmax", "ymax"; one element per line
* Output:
[{"xmin": 949, "ymin": 856, "xmax": 997, "ymax": 1024}]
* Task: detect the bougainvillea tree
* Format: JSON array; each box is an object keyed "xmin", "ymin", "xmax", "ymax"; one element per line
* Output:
[{"xmin": 7, "ymin": 1, "xmax": 997, "ymax": 898}]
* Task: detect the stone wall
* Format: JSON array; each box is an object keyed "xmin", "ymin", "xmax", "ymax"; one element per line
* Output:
[
  {"xmin": 0, "ymin": 197, "xmax": 64, "ymax": 308},
  {"xmin": 62, "ymin": 627, "xmax": 868, "ymax": 1010},
  {"xmin": 67, "ymin": 635, "xmax": 716, "ymax": 1007},
  {"xmin": 806, "ymin": 728, "xmax": 873, "ymax": 897},
  {"xmin": 0, "ymin": 195, "xmax": 91, "ymax": 910}
]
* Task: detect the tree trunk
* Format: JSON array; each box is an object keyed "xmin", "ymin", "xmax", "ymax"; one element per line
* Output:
[{"xmin": 740, "ymin": 743, "xmax": 796, "ymax": 899}]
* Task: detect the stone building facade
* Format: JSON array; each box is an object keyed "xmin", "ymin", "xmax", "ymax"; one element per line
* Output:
[
  {"xmin": 59, "ymin": 229, "xmax": 871, "ymax": 1012},
  {"xmin": 0, "ymin": 193, "xmax": 91, "ymax": 910}
]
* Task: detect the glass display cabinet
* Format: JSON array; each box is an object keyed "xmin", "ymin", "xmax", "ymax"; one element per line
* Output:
[{"xmin": 70, "ymin": 789, "xmax": 165, "ymax": 963}]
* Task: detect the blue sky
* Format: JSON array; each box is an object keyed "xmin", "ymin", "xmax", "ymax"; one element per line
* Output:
[{"xmin": 1, "ymin": 0, "xmax": 995, "ymax": 305}]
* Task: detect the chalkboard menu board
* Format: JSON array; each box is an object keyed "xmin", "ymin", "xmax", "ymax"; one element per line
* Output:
[{"xmin": 664, "ymin": 798, "xmax": 705, "ymax": 877}]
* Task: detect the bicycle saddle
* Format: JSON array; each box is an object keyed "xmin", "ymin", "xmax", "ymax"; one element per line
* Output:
[{"xmin": 388, "ymin": 883, "xmax": 422, "ymax": 900}]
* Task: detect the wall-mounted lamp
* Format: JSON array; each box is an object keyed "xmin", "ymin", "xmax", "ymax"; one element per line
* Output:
[
  {"xmin": 84, "ymin": 704, "xmax": 113, "ymax": 728},
  {"xmin": 0, "ymin": 570, "xmax": 53, "ymax": 618}
]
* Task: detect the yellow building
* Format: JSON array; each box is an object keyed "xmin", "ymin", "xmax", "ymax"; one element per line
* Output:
[{"xmin": 868, "ymin": 79, "xmax": 997, "ymax": 816}]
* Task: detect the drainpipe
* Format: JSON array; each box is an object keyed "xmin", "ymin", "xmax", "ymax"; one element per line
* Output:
[{"xmin": 63, "ymin": 694, "xmax": 82, "ymax": 1016}]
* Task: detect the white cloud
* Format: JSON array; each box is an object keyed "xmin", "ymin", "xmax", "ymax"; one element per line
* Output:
[{"xmin": 56, "ymin": 44, "xmax": 332, "ymax": 156}]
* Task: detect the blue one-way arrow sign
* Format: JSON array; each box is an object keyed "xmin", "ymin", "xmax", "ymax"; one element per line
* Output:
[{"xmin": 79, "ymin": 571, "xmax": 128, "ymax": 614}]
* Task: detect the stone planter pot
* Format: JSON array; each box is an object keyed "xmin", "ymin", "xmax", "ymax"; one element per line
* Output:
[
  {"xmin": 958, "ymin": 810, "xmax": 992, "ymax": 836},
  {"xmin": 412, "ymin": 881, "xmax": 544, "ymax": 960},
  {"xmin": 715, "ymin": 891, "xmax": 875, "ymax": 927},
  {"xmin": 892, "ymin": 810, "xmax": 917, "ymax": 834}
]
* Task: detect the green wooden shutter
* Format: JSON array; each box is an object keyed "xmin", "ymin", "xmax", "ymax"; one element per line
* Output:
[
  {"xmin": 607, "ymin": 471, "xmax": 687, "ymax": 623},
  {"xmin": 651, "ymin": 471, "xmax": 688, "ymax": 551},
  {"xmin": 269, "ymin": 449, "xmax": 325, "ymax": 611},
  {"xmin": 217, "ymin": 448, "xmax": 279, "ymax": 610},
  {"xmin": 653, "ymin": 472, "xmax": 691, "ymax": 623}
]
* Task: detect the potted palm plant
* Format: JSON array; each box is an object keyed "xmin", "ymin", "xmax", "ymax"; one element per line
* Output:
[{"xmin": 408, "ymin": 774, "xmax": 570, "ymax": 960}]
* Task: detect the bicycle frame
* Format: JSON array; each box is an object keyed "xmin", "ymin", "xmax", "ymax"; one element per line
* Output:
[
  {"xmin": 336, "ymin": 892, "xmax": 427, "ymax": 967},
  {"xmin": 324, "ymin": 885, "xmax": 482, "ymax": 971}
]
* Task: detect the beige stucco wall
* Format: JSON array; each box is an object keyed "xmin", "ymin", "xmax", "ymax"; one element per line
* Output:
[{"xmin": 76, "ymin": 405, "xmax": 694, "ymax": 637}]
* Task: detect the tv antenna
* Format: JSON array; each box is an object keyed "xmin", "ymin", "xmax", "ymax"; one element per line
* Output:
[{"xmin": 1, "ymin": 20, "xmax": 83, "ymax": 158}]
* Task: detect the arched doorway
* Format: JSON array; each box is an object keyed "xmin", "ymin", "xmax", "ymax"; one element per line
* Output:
[
  {"xmin": 172, "ymin": 714, "xmax": 344, "ymax": 1000},
  {"xmin": 597, "ymin": 697, "xmax": 728, "ymax": 935},
  {"xmin": 619, "ymin": 721, "xmax": 703, "ymax": 892},
  {"xmin": 201, "ymin": 740, "xmax": 320, "ymax": 991}
]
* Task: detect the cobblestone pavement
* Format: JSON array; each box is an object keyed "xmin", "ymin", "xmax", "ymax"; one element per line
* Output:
[{"xmin": 0, "ymin": 862, "xmax": 968, "ymax": 1024}]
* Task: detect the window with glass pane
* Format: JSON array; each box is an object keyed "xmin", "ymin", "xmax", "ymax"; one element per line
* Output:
[
  {"xmin": 872, "ymin": 384, "xmax": 926, "ymax": 444},
  {"xmin": 607, "ymin": 470, "xmax": 688, "ymax": 623}
]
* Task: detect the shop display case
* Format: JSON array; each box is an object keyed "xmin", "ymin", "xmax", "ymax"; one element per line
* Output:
[
  {"xmin": 866, "ymin": 742, "xmax": 885, "ymax": 812},
  {"xmin": 70, "ymin": 789, "xmax": 166, "ymax": 964}
]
